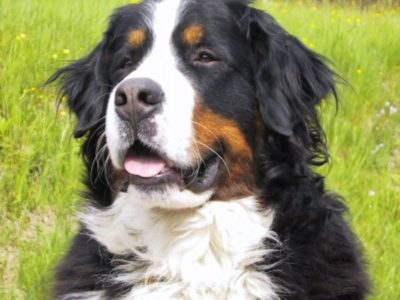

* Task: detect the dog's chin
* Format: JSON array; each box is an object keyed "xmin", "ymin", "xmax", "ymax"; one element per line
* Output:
[
  {"xmin": 113, "ymin": 140, "xmax": 221, "ymax": 209},
  {"xmin": 122, "ymin": 184, "xmax": 214, "ymax": 209}
]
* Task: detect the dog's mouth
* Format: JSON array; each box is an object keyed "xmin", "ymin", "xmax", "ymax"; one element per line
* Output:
[{"xmin": 122, "ymin": 141, "xmax": 220, "ymax": 193}]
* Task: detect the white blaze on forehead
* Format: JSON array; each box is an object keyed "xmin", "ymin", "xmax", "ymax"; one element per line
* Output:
[
  {"xmin": 104, "ymin": 0, "xmax": 210, "ymax": 210},
  {"xmin": 130, "ymin": 0, "xmax": 196, "ymax": 166},
  {"xmin": 106, "ymin": 0, "xmax": 197, "ymax": 169}
]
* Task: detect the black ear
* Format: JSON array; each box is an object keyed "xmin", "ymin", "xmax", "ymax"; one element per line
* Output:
[
  {"xmin": 247, "ymin": 8, "xmax": 336, "ymax": 138},
  {"xmin": 48, "ymin": 42, "xmax": 109, "ymax": 138}
]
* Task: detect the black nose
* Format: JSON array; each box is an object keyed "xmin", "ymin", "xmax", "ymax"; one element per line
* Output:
[{"xmin": 114, "ymin": 78, "xmax": 164, "ymax": 127}]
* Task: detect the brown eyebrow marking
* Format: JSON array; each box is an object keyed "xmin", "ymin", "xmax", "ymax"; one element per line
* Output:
[
  {"xmin": 128, "ymin": 28, "xmax": 146, "ymax": 48},
  {"xmin": 182, "ymin": 24, "xmax": 204, "ymax": 45}
]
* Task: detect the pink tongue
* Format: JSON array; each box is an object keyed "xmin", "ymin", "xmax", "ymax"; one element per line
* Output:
[{"xmin": 124, "ymin": 155, "xmax": 166, "ymax": 178}]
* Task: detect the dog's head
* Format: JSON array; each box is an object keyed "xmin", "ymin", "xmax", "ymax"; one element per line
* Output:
[{"xmin": 50, "ymin": 0, "xmax": 335, "ymax": 209}]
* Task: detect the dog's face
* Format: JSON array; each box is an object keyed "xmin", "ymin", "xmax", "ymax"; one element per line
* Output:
[
  {"xmin": 51, "ymin": 0, "xmax": 335, "ymax": 209},
  {"xmin": 105, "ymin": 0, "xmax": 257, "ymax": 208}
]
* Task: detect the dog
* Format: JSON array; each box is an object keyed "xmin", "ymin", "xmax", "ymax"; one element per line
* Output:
[{"xmin": 49, "ymin": 0, "xmax": 370, "ymax": 299}]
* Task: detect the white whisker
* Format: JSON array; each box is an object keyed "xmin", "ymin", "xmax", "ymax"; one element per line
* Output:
[{"xmin": 193, "ymin": 139, "xmax": 231, "ymax": 179}]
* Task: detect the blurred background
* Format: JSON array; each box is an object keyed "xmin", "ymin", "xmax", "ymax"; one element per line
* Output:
[{"xmin": 0, "ymin": 0, "xmax": 399, "ymax": 299}]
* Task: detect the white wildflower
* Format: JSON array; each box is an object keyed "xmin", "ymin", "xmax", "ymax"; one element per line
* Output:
[{"xmin": 372, "ymin": 143, "xmax": 384, "ymax": 154}]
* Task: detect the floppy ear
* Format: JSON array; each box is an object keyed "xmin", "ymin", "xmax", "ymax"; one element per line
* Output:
[
  {"xmin": 246, "ymin": 8, "xmax": 336, "ymax": 138},
  {"xmin": 48, "ymin": 42, "xmax": 109, "ymax": 138}
]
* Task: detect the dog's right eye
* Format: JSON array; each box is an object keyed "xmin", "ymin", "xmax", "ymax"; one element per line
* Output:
[{"xmin": 120, "ymin": 58, "xmax": 133, "ymax": 69}]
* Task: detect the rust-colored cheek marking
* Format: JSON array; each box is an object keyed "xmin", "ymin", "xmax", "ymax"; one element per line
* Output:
[
  {"xmin": 193, "ymin": 104, "xmax": 251, "ymax": 158},
  {"xmin": 182, "ymin": 24, "xmax": 204, "ymax": 45},
  {"xmin": 128, "ymin": 28, "xmax": 146, "ymax": 49},
  {"xmin": 193, "ymin": 103, "xmax": 254, "ymax": 201}
]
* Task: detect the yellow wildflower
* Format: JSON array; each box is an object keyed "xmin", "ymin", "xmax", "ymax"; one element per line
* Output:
[{"xmin": 15, "ymin": 33, "xmax": 27, "ymax": 40}]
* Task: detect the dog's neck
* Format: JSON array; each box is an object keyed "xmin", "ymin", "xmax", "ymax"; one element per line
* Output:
[{"xmin": 81, "ymin": 195, "xmax": 280, "ymax": 299}]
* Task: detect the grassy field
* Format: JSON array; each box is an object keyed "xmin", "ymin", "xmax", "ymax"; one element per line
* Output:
[{"xmin": 0, "ymin": 0, "xmax": 399, "ymax": 299}]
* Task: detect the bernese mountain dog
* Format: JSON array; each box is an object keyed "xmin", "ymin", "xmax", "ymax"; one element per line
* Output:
[{"xmin": 49, "ymin": 0, "xmax": 370, "ymax": 299}]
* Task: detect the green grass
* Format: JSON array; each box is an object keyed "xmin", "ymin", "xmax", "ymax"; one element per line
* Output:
[{"xmin": 0, "ymin": 0, "xmax": 399, "ymax": 299}]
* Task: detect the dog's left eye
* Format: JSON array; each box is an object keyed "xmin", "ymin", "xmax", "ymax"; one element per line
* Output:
[{"xmin": 194, "ymin": 50, "xmax": 217, "ymax": 65}]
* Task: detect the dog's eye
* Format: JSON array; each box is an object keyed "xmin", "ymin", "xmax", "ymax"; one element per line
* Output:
[
  {"xmin": 198, "ymin": 52, "xmax": 214, "ymax": 62},
  {"xmin": 120, "ymin": 58, "xmax": 133, "ymax": 69},
  {"xmin": 194, "ymin": 50, "xmax": 217, "ymax": 65}
]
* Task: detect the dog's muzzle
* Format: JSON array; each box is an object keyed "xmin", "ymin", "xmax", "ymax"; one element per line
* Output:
[{"xmin": 112, "ymin": 78, "xmax": 221, "ymax": 193}]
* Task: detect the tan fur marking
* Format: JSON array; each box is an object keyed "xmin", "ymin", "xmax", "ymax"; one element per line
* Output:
[
  {"xmin": 182, "ymin": 24, "xmax": 204, "ymax": 45},
  {"xmin": 193, "ymin": 103, "xmax": 254, "ymax": 201},
  {"xmin": 128, "ymin": 29, "xmax": 146, "ymax": 48},
  {"xmin": 193, "ymin": 104, "xmax": 252, "ymax": 158}
]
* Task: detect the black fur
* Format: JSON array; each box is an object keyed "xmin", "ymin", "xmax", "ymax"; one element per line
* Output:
[{"xmin": 49, "ymin": 0, "xmax": 370, "ymax": 299}]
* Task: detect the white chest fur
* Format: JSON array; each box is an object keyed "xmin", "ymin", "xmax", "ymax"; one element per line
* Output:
[{"xmin": 80, "ymin": 196, "xmax": 280, "ymax": 300}]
